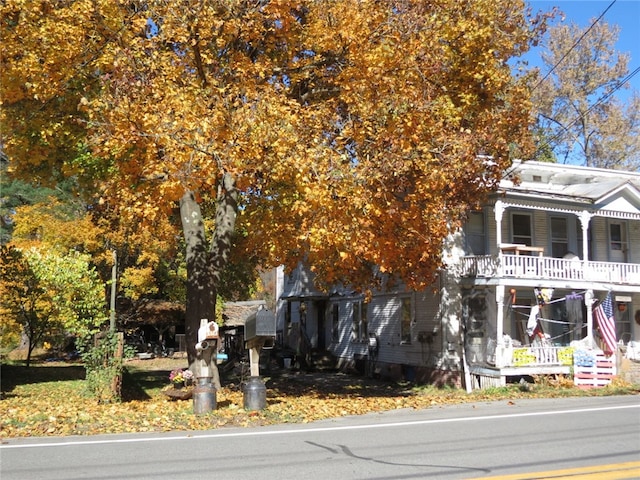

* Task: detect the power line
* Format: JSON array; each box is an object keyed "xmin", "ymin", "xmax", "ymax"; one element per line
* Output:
[
  {"xmin": 531, "ymin": 64, "xmax": 640, "ymax": 165},
  {"xmin": 533, "ymin": 0, "xmax": 617, "ymax": 91},
  {"xmin": 557, "ymin": 65, "xmax": 638, "ymax": 134},
  {"xmin": 582, "ymin": 66, "xmax": 640, "ymax": 115},
  {"xmin": 524, "ymin": 0, "xmax": 640, "ymax": 166}
]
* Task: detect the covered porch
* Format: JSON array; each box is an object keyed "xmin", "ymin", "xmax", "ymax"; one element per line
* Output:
[{"xmin": 460, "ymin": 198, "xmax": 639, "ymax": 389}]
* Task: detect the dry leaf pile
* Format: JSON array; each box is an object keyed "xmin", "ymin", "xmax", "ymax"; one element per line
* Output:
[{"xmin": 1, "ymin": 359, "xmax": 637, "ymax": 439}]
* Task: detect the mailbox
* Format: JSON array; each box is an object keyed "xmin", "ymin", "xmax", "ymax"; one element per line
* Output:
[
  {"xmin": 245, "ymin": 307, "xmax": 276, "ymax": 342},
  {"xmin": 198, "ymin": 320, "xmax": 219, "ymax": 341},
  {"xmin": 196, "ymin": 319, "xmax": 219, "ymax": 352}
]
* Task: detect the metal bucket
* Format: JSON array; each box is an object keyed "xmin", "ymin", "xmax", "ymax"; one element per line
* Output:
[
  {"xmin": 193, "ymin": 377, "xmax": 216, "ymax": 415},
  {"xmin": 243, "ymin": 376, "xmax": 266, "ymax": 411}
]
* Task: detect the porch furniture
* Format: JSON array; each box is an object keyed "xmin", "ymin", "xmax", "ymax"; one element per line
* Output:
[
  {"xmin": 500, "ymin": 243, "xmax": 544, "ymax": 256},
  {"xmin": 500, "ymin": 244, "xmax": 545, "ymax": 277}
]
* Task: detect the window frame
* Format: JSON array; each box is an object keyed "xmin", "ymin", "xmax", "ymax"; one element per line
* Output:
[
  {"xmin": 351, "ymin": 300, "xmax": 369, "ymax": 343},
  {"xmin": 511, "ymin": 211, "xmax": 533, "ymax": 246},
  {"xmin": 400, "ymin": 296, "xmax": 413, "ymax": 344},
  {"xmin": 464, "ymin": 210, "xmax": 487, "ymax": 255},
  {"xmin": 331, "ymin": 303, "xmax": 340, "ymax": 343},
  {"xmin": 550, "ymin": 215, "xmax": 569, "ymax": 258},
  {"xmin": 609, "ymin": 222, "xmax": 627, "ymax": 252}
]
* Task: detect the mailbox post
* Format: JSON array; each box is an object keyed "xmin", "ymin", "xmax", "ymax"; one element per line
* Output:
[
  {"xmin": 243, "ymin": 306, "xmax": 276, "ymax": 410},
  {"xmin": 193, "ymin": 319, "xmax": 218, "ymax": 415}
]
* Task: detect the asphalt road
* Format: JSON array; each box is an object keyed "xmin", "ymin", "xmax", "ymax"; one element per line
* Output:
[{"xmin": 1, "ymin": 395, "xmax": 639, "ymax": 480}]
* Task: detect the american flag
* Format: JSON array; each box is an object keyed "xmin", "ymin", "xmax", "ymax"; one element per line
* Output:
[{"xmin": 593, "ymin": 292, "xmax": 617, "ymax": 355}]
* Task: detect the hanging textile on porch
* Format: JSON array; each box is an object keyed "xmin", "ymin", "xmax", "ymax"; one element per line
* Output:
[
  {"xmin": 531, "ymin": 288, "xmax": 554, "ymax": 339},
  {"xmin": 512, "ymin": 290, "xmax": 589, "ymax": 344},
  {"xmin": 593, "ymin": 292, "xmax": 617, "ymax": 355},
  {"xmin": 534, "ymin": 288, "xmax": 554, "ymax": 306},
  {"xmin": 526, "ymin": 304, "xmax": 540, "ymax": 337},
  {"xmin": 565, "ymin": 292, "xmax": 584, "ymax": 341}
]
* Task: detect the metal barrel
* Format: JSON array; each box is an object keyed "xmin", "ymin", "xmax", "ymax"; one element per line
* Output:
[
  {"xmin": 243, "ymin": 376, "xmax": 267, "ymax": 411},
  {"xmin": 193, "ymin": 377, "xmax": 216, "ymax": 414}
]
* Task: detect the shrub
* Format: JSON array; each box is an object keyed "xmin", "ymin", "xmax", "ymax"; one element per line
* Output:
[{"xmin": 81, "ymin": 331, "xmax": 134, "ymax": 403}]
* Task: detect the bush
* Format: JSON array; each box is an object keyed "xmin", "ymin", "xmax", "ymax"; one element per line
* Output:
[{"xmin": 81, "ymin": 331, "xmax": 134, "ymax": 403}]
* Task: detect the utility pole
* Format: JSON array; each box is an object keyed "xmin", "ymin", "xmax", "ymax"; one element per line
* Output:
[{"xmin": 110, "ymin": 250, "xmax": 117, "ymax": 332}]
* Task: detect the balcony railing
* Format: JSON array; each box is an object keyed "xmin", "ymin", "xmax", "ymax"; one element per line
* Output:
[{"xmin": 459, "ymin": 255, "xmax": 640, "ymax": 285}]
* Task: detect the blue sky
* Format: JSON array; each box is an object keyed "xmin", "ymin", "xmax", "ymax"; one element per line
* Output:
[{"xmin": 525, "ymin": 0, "xmax": 640, "ymax": 98}]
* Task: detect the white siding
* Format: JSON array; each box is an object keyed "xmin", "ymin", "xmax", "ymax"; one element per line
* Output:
[
  {"xmin": 327, "ymin": 299, "xmax": 368, "ymax": 362},
  {"xmin": 362, "ymin": 289, "xmax": 444, "ymax": 368},
  {"xmin": 630, "ymin": 220, "xmax": 640, "ymax": 264}
]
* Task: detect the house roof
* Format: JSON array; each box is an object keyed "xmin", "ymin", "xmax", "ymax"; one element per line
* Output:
[
  {"xmin": 280, "ymin": 263, "xmax": 327, "ymax": 299},
  {"xmin": 498, "ymin": 161, "xmax": 640, "ymax": 214},
  {"xmin": 121, "ymin": 299, "xmax": 185, "ymax": 328},
  {"xmin": 221, "ymin": 300, "xmax": 267, "ymax": 327}
]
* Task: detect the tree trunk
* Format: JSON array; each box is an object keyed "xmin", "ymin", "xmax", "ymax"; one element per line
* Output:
[
  {"xmin": 210, "ymin": 172, "xmax": 239, "ymax": 281},
  {"xmin": 180, "ymin": 190, "xmax": 220, "ymax": 388},
  {"xmin": 25, "ymin": 321, "xmax": 38, "ymax": 367},
  {"xmin": 180, "ymin": 174, "xmax": 238, "ymax": 392},
  {"xmin": 26, "ymin": 339, "xmax": 34, "ymax": 367},
  {"xmin": 110, "ymin": 332, "xmax": 124, "ymax": 399}
]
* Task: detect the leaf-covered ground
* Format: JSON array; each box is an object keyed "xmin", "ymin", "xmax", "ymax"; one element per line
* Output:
[{"xmin": 1, "ymin": 357, "xmax": 638, "ymax": 439}]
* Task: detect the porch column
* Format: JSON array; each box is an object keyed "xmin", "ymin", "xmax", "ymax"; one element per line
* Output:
[
  {"xmin": 495, "ymin": 201, "xmax": 506, "ymax": 278},
  {"xmin": 585, "ymin": 289, "xmax": 594, "ymax": 344},
  {"xmin": 578, "ymin": 211, "xmax": 591, "ymax": 262},
  {"xmin": 495, "ymin": 285, "xmax": 506, "ymax": 366},
  {"xmin": 494, "ymin": 200, "xmax": 505, "ymax": 247}
]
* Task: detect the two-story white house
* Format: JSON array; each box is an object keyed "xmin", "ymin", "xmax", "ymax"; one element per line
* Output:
[{"xmin": 276, "ymin": 161, "xmax": 640, "ymax": 389}]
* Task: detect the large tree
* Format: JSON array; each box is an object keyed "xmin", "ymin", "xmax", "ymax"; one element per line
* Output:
[
  {"xmin": 532, "ymin": 19, "xmax": 640, "ymax": 169},
  {"xmin": 1, "ymin": 0, "xmax": 549, "ymax": 385}
]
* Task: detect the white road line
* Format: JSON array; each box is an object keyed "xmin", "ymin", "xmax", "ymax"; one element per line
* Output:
[{"xmin": 2, "ymin": 403, "xmax": 638, "ymax": 449}]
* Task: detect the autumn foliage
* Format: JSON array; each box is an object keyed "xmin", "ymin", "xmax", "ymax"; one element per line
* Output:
[{"xmin": 1, "ymin": 1, "xmax": 549, "ymax": 373}]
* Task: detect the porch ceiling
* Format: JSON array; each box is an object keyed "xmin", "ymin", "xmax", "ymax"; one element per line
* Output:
[{"xmin": 493, "ymin": 198, "xmax": 640, "ymax": 221}]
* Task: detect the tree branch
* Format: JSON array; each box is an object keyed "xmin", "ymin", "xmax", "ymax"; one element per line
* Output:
[{"xmin": 191, "ymin": 26, "xmax": 209, "ymax": 88}]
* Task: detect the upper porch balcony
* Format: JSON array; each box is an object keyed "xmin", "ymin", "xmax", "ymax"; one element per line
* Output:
[{"xmin": 459, "ymin": 244, "xmax": 640, "ymax": 287}]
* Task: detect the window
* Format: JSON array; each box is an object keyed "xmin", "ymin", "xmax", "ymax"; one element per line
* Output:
[
  {"xmin": 577, "ymin": 224, "xmax": 584, "ymax": 259},
  {"xmin": 616, "ymin": 302, "xmax": 631, "ymax": 343},
  {"xmin": 610, "ymin": 223, "xmax": 627, "ymax": 251},
  {"xmin": 351, "ymin": 301, "xmax": 369, "ymax": 342},
  {"xmin": 610, "ymin": 224, "xmax": 622, "ymax": 250},
  {"xmin": 609, "ymin": 222, "xmax": 628, "ymax": 263},
  {"xmin": 331, "ymin": 304, "xmax": 339, "ymax": 342},
  {"xmin": 465, "ymin": 211, "xmax": 486, "ymax": 255},
  {"xmin": 351, "ymin": 303, "xmax": 359, "ymax": 341},
  {"xmin": 550, "ymin": 216, "xmax": 569, "ymax": 258},
  {"xmin": 512, "ymin": 213, "xmax": 532, "ymax": 245},
  {"xmin": 285, "ymin": 302, "xmax": 291, "ymax": 325},
  {"xmin": 400, "ymin": 297, "xmax": 412, "ymax": 344}
]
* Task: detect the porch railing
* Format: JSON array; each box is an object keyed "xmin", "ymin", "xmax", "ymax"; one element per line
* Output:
[
  {"xmin": 459, "ymin": 255, "xmax": 640, "ymax": 285},
  {"xmin": 506, "ymin": 345, "xmax": 574, "ymax": 367}
]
